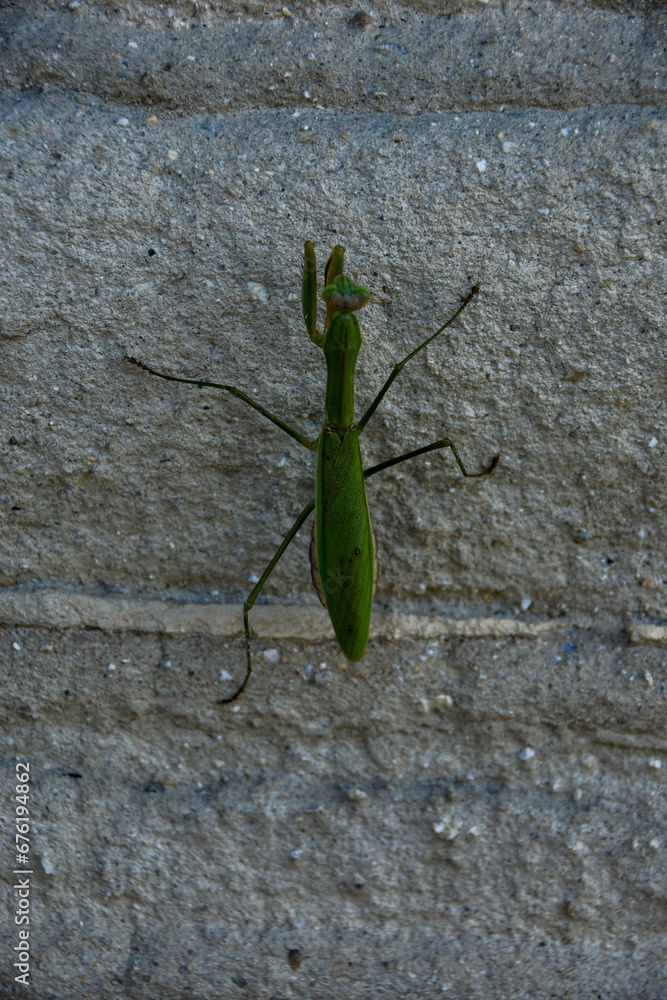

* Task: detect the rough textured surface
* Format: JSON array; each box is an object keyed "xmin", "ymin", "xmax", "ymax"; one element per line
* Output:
[
  {"xmin": 0, "ymin": 589, "xmax": 600, "ymax": 640},
  {"xmin": 2, "ymin": 626, "xmax": 667, "ymax": 999},
  {"xmin": 2, "ymin": 97, "xmax": 665, "ymax": 619},
  {"xmin": 1, "ymin": 1, "xmax": 666, "ymax": 998},
  {"xmin": 3, "ymin": 0, "xmax": 664, "ymax": 114}
]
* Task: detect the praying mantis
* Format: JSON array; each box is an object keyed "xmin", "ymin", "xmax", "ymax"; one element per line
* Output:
[{"xmin": 126, "ymin": 241, "xmax": 498, "ymax": 701}]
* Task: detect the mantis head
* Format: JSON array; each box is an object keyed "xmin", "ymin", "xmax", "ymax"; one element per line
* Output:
[
  {"xmin": 302, "ymin": 241, "xmax": 369, "ymax": 347},
  {"xmin": 322, "ymin": 274, "xmax": 370, "ymax": 314}
]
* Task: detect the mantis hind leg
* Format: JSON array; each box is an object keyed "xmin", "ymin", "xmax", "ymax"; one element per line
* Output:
[
  {"xmin": 219, "ymin": 497, "xmax": 316, "ymax": 703},
  {"xmin": 364, "ymin": 438, "xmax": 499, "ymax": 480}
]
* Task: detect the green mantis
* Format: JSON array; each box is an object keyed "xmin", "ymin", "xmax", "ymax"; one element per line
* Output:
[{"xmin": 126, "ymin": 242, "xmax": 498, "ymax": 701}]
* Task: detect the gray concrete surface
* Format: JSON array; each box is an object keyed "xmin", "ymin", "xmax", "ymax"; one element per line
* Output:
[
  {"xmin": 1, "ymin": 1, "xmax": 666, "ymax": 998},
  {"xmin": 2, "ymin": 626, "xmax": 667, "ymax": 998}
]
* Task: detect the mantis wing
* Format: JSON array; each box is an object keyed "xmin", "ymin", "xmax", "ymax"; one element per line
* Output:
[{"xmin": 314, "ymin": 428, "xmax": 376, "ymax": 661}]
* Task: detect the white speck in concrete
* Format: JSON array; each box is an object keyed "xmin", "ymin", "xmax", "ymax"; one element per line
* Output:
[
  {"xmin": 434, "ymin": 819, "xmax": 462, "ymax": 840},
  {"xmin": 246, "ymin": 281, "xmax": 269, "ymax": 302},
  {"xmin": 41, "ymin": 853, "xmax": 58, "ymax": 875},
  {"xmin": 476, "ymin": 158, "xmax": 487, "ymax": 172},
  {"xmin": 518, "ymin": 747, "xmax": 535, "ymax": 761}
]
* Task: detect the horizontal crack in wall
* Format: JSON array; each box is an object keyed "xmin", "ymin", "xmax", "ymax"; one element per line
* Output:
[{"xmin": 0, "ymin": 588, "xmax": 659, "ymax": 643}]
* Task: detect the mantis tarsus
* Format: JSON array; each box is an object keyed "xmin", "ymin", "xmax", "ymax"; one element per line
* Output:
[{"xmin": 126, "ymin": 241, "xmax": 498, "ymax": 701}]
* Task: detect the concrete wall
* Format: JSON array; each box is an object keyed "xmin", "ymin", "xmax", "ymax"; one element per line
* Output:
[{"xmin": 1, "ymin": 1, "xmax": 665, "ymax": 997}]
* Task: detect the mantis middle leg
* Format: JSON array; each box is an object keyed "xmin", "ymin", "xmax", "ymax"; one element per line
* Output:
[
  {"xmin": 356, "ymin": 284, "xmax": 480, "ymax": 434},
  {"xmin": 125, "ymin": 356, "xmax": 317, "ymax": 451}
]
